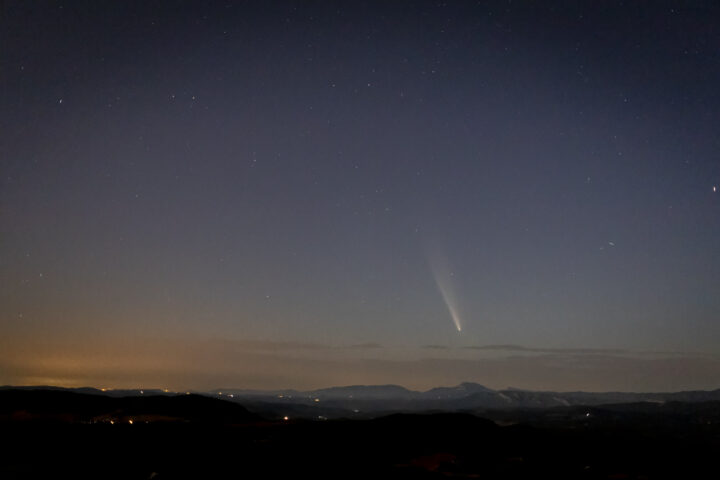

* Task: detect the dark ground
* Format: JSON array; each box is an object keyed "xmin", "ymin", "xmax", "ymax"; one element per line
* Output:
[{"xmin": 2, "ymin": 390, "xmax": 719, "ymax": 479}]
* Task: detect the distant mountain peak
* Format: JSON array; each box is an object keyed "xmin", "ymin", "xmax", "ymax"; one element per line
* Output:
[
  {"xmin": 421, "ymin": 382, "xmax": 495, "ymax": 400},
  {"xmin": 457, "ymin": 382, "xmax": 495, "ymax": 392}
]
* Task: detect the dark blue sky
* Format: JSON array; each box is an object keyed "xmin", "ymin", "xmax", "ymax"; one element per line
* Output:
[{"xmin": 2, "ymin": 1, "xmax": 719, "ymax": 391}]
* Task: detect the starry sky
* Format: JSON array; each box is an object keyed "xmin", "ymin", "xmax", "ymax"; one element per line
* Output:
[{"xmin": 2, "ymin": 1, "xmax": 720, "ymax": 392}]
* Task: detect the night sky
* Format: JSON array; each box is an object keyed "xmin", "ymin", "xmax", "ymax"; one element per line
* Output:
[{"xmin": 2, "ymin": 1, "xmax": 720, "ymax": 392}]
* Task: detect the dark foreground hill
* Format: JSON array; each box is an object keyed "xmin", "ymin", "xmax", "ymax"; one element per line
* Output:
[
  {"xmin": 0, "ymin": 389, "xmax": 261, "ymax": 424},
  {"xmin": 2, "ymin": 389, "xmax": 720, "ymax": 479}
]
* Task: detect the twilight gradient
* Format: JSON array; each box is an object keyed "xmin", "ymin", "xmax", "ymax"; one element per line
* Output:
[{"xmin": 1, "ymin": 1, "xmax": 719, "ymax": 391}]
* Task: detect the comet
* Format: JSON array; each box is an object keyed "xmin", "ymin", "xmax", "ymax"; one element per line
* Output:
[
  {"xmin": 428, "ymin": 252, "xmax": 463, "ymax": 332},
  {"xmin": 435, "ymin": 277, "xmax": 463, "ymax": 332}
]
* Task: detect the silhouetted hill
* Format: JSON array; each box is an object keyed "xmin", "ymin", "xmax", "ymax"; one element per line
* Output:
[
  {"xmin": 2, "ymin": 388, "xmax": 720, "ymax": 478},
  {"xmin": 370, "ymin": 411, "xmax": 498, "ymax": 434},
  {"xmin": 0, "ymin": 389, "xmax": 262, "ymax": 424}
]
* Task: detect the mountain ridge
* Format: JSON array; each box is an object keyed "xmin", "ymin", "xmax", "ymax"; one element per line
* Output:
[{"xmin": 4, "ymin": 383, "xmax": 720, "ymax": 420}]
